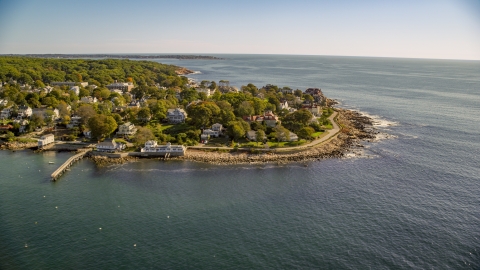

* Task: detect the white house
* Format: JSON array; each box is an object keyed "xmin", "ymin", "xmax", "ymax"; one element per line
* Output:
[
  {"xmin": 18, "ymin": 105, "xmax": 33, "ymax": 118},
  {"xmin": 167, "ymin": 108, "xmax": 187, "ymax": 123},
  {"xmin": 0, "ymin": 107, "xmax": 12, "ymax": 119},
  {"xmin": 202, "ymin": 128, "xmax": 220, "ymax": 138},
  {"xmin": 96, "ymin": 139, "xmax": 125, "ymax": 152},
  {"xmin": 13, "ymin": 118, "xmax": 29, "ymax": 133},
  {"xmin": 80, "ymin": 96, "xmax": 98, "ymax": 103},
  {"xmin": 70, "ymin": 86, "xmax": 80, "ymax": 96},
  {"xmin": 196, "ymin": 88, "xmax": 211, "ymax": 97},
  {"xmin": 141, "ymin": 141, "xmax": 186, "ymax": 155},
  {"xmin": 43, "ymin": 86, "xmax": 53, "ymax": 93},
  {"xmin": 38, "ymin": 134, "xmax": 55, "ymax": 148},
  {"xmin": 117, "ymin": 122, "xmax": 137, "ymax": 136},
  {"xmin": 67, "ymin": 116, "xmax": 82, "ymax": 129},
  {"xmin": 211, "ymin": 123, "xmax": 223, "ymax": 134},
  {"xmin": 280, "ymin": 100, "xmax": 289, "ymax": 110},
  {"xmin": 288, "ymin": 132, "xmax": 299, "ymax": 142}
]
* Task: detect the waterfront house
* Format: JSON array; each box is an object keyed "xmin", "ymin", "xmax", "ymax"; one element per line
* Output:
[
  {"xmin": 289, "ymin": 132, "xmax": 299, "ymax": 142},
  {"xmin": 96, "ymin": 139, "xmax": 125, "ymax": 152},
  {"xmin": 38, "ymin": 134, "xmax": 55, "ymax": 148},
  {"xmin": 167, "ymin": 108, "xmax": 187, "ymax": 123},
  {"xmin": 202, "ymin": 128, "xmax": 220, "ymax": 138},
  {"xmin": 301, "ymin": 103, "xmax": 322, "ymax": 116},
  {"xmin": 211, "ymin": 123, "xmax": 223, "ymax": 134},
  {"xmin": 280, "ymin": 100, "xmax": 289, "ymax": 110},
  {"xmin": 141, "ymin": 141, "xmax": 186, "ymax": 156},
  {"xmin": 117, "ymin": 122, "xmax": 137, "ymax": 136}
]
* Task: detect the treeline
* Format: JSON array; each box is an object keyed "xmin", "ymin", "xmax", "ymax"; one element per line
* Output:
[{"xmin": 0, "ymin": 56, "xmax": 186, "ymax": 87}]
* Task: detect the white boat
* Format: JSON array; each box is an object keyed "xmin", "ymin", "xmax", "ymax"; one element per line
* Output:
[{"xmin": 48, "ymin": 161, "xmax": 54, "ymax": 164}]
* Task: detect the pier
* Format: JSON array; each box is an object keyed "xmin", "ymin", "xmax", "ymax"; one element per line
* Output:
[{"xmin": 51, "ymin": 149, "xmax": 91, "ymax": 181}]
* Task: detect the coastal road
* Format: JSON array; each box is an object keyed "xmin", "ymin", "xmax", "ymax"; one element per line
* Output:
[{"xmin": 188, "ymin": 111, "xmax": 341, "ymax": 152}]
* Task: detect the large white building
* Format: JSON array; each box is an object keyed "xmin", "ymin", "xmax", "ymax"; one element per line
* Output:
[
  {"xmin": 167, "ymin": 108, "xmax": 187, "ymax": 123},
  {"xmin": 38, "ymin": 134, "xmax": 55, "ymax": 147},
  {"xmin": 141, "ymin": 141, "xmax": 186, "ymax": 155}
]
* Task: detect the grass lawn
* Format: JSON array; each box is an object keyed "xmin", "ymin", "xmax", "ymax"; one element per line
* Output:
[
  {"xmin": 205, "ymin": 136, "xmax": 230, "ymax": 146},
  {"xmin": 239, "ymin": 139, "xmax": 307, "ymax": 148},
  {"xmin": 159, "ymin": 123, "xmax": 191, "ymax": 133},
  {"xmin": 322, "ymin": 123, "xmax": 333, "ymax": 129}
]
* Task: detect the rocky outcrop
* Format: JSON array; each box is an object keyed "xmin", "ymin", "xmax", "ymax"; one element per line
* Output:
[
  {"xmin": 0, "ymin": 141, "xmax": 37, "ymax": 150},
  {"xmin": 175, "ymin": 67, "xmax": 195, "ymax": 75},
  {"xmin": 89, "ymin": 155, "xmax": 136, "ymax": 167}
]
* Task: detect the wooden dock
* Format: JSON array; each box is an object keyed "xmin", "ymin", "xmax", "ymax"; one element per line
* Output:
[{"xmin": 51, "ymin": 149, "xmax": 91, "ymax": 181}]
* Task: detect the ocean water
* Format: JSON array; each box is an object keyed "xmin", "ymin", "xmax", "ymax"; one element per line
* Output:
[{"xmin": 1, "ymin": 55, "xmax": 479, "ymax": 269}]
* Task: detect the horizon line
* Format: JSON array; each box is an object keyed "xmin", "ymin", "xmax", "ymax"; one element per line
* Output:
[{"xmin": 1, "ymin": 53, "xmax": 479, "ymax": 62}]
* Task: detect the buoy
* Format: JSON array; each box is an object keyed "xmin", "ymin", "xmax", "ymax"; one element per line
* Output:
[
  {"xmin": 43, "ymin": 196, "xmax": 46, "ymax": 198},
  {"xmin": 167, "ymin": 216, "xmax": 170, "ymax": 218},
  {"xmin": 99, "ymin": 228, "xmax": 102, "ymax": 230},
  {"xmin": 25, "ymin": 244, "xmax": 28, "ymax": 248},
  {"xmin": 55, "ymin": 206, "xmax": 58, "ymax": 209},
  {"xmin": 134, "ymin": 244, "xmax": 136, "ymax": 247},
  {"xmin": 35, "ymin": 222, "xmax": 37, "ymax": 224}
]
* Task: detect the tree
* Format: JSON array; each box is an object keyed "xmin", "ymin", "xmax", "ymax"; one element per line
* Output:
[
  {"xmin": 88, "ymin": 114, "xmax": 117, "ymax": 140},
  {"xmin": 137, "ymin": 107, "xmax": 152, "ymax": 123},
  {"xmin": 274, "ymin": 125, "xmax": 290, "ymax": 142},
  {"xmin": 235, "ymin": 101, "xmax": 254, "ymax": 117},
  {"xmin": 294, "ymin": 89, "xmax": 303, "ymax": 97},
  {"xmin": 76, "ymin": 104, "xmax": 96, "ymax": 125},
  {"xmin": 28, "ymin": 113, "xmax": 44, "ymax": 132},
  {"xmin": 255, "ymin": 129, "xmax": 265, "ymax": 145},
  {"xmin": 298, "ymin": 127, "xmax": 315, "ymax": 139},
  {"xmin": 133, "ymin": 126, "xmax": 154, "ymax": 147},
  {"xmin": 304, "ymin": 94, "xmax": 314, "ymax": 103}
]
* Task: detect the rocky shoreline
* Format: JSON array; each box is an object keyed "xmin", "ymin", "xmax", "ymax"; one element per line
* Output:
[
  {"xmin": 175, "ymin": 67, "xmax": 196, "ymax": 75},
  {"xmin": 177, "ymin": 108, "xmax": 377, "ymax": 165},
  {"xmin": 0, "ymin": 108, "xmax": 378, "ymax": 166},
  {"xmin": 0, "ymin": 141, "xmax": 37, "ymax": 150}
]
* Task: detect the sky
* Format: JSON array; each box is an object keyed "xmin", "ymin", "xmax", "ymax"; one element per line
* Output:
[{"xmin": 0, "ymin": 0, "xmax": 479, "ymax": 60}]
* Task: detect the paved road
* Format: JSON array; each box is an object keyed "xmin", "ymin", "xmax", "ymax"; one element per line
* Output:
[{"xmin": 189, "ymin": 111, "xmax": 340, "ymax": 151}]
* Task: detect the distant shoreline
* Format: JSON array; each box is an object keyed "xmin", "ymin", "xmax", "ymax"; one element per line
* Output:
[{"xmin": 1, "ymin": 54, "xmax": 225, "ymax": 60}]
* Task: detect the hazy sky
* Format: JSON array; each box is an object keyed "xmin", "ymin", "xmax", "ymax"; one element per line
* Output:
[{"xmin": 0, "ymin": 0, "xmax": 479, "ymax": 60}]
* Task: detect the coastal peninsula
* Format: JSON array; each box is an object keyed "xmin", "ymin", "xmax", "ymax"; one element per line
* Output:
[{"xmin": 0, "ymin": 56, "xmax": 377, "ymax": 169}]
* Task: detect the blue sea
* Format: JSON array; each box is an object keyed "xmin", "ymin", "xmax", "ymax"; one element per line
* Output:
[{"xmin": 1, "ymin": 55, "xmax": 479, "ymax": 269}]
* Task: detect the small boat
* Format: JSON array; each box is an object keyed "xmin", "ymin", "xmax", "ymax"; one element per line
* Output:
[{"xmin": 48, "ymin": 161, "xmax": 54, "ymax": 164}]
